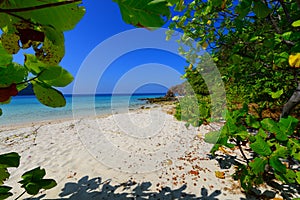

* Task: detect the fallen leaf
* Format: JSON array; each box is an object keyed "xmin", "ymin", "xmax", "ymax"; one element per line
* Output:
[{"xmin": 215, "ymin": 171, "xmax": 225, "ymax": 179}]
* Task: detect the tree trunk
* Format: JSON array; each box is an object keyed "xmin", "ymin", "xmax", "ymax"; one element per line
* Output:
[{"xmin": 281, "ymin": 83, "xmax": 300, "ymax": 118}]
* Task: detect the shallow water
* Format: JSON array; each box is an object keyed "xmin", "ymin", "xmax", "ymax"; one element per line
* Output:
[{"xmin": 0, "ymin": 94, "xmax": 164, "ymax": 126}]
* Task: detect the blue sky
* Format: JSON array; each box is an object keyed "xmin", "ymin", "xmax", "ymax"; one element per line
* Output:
[{"xmin": 59, "ymin": 1, "xmax": 187, "ymax": 94}]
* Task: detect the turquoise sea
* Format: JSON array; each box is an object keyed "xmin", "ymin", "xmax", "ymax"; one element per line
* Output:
[{"xmin": 0, "ymin": 94, "xmax": 164, "ymax": 126}]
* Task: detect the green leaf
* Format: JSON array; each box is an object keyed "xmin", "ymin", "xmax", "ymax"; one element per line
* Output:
[
  {"xmin": 246, "ymin": 115, "xmax": 260, "ymax": 129},
  {"xmin": 24, "ymin": 54, "xmax": 46, "ymax": 75},
  {"xmin": 114, "ymin": 0, "xmax": 171, "ymax": 28},
  {"xmin": 43, "ymin": 68, "xmax": 74, "ymax": 87},
  {"xmin": 269, "ymin": 155, "xmax": 286, "ymax": 173},
  {"xmin": 24, "ymin": 182, "xmax": 41, "ymax": 195},
  {"xmin": 292, "ymin": 20, "xmax": 300, "ymax": 27},
  {"xmin": 32, "ymin": 82, "xmax": 66, "ymax": 108},
  {"xmin": 0, "ymin": 186, "xmax": 13, "ymax": 199},
  {"xmin": 257, "ymin": 128, "xmax": 267, "ymax": 139},
  {"xmin": 0, "ymin": 63, "xmax": 28, "ymax": 86},
  {"xmin": 235, "ymin": 131, "xmax": 250, "ymax": 140},
  {"xmin": 0, "ymin": 108, "xmax": 2, "ymax": 116},
  {"xmin": 282, "ymin": 169, "xmax": 296, "ymax": 184},
  {"xmin": 253, "ymin": 1, "xmax": 271, "ymax": 18},
  {"xmin": 39, "ymin": 66, "xmax": 63, "ymax": 81},
  {"xmin": 0, "ymin": 41, "xmax": 12, "ymax": 66},
  {"xmin": 0, "ymin": 152, "xmax": 20, "ymax": 168},
  {"xmin": 0, "ymin": 168, "xmax": 10, "ymax": 185},
  {"xmin": 21, "ymin": 167, "xmax": 46, "ymax": 182},
  {"xmin": 261, "ymin": 118, "xmax": 288, "ymax": 141},
  {"xmin": 279, "ymin": 116, "xmax": 299, "ymax": 136},
  {"xmin": 249, "ymin": 157, "xmax": 267, "ymax": 175},
  {"xmin": 1, "ymin": 1, "xmax": 85, "ymax": 32},
  {"xmin": 270, "ymin": 89, "xmax": 283, "ymax": 99},
  {"xmin": 44, "ymin": 26, "xmax": 64, "ymax": 46},
  {"xmin": 204, "ymin": 131, "xmax": 220, "ymax": 144},
  {"xmin": 273, "ymin": 144, "xmax": 288, "ymax": 158},
  {"xmin": 235, "ymin": 0, "xmax": 252, "ymax": 18},
  {"xmin": 38, "ymin": 179, "xmax": 57, "ymax": 190},
  {"xmin": 296, "ymin": 171, "xmax": 300, "ymax": 184},
  {"xmin": 250, "ymin": 136, "xmax": 272, "ymax": 156}
]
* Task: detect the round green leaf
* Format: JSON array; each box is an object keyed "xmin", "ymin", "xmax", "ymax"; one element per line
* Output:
[
  {"xmin": 253, "ymin": 1, "xmax": 271, "ymax": 18},
  {"xmin": 39, "ymin": 66, "xmax": 63, "ymax": 81},
  {"xmin": 43, "ymin": 68, "xmax": 74, "ymax": 87},
  {"xmin": 33, "ymin": 82, "xmax": 66, "ymax": 108},
  {"xmin": 0, "ymin": 41, "xmax": 12, "ymax": 66}
]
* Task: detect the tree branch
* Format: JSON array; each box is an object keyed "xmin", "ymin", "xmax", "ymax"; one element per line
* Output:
[
  {"xmin": 279, "ymin": 0, "xmax": 292, "ymax": 23},
  {"xmin": 281, "ymin": 83, "xmax": 300, "ymax": 118},
  {"xmin": 0, "ymin": 0, "xmax": 82, "ymax": 13}
]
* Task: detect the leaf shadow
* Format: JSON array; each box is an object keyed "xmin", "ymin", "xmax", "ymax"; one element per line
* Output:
[{"xmin": 25, "ymin": 175, "xmax": 225, "ymax": 200}]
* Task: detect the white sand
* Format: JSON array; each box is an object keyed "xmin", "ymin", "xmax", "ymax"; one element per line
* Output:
[{"xmin": 0, "ymin": 105, "xmax": 246, "ymax": 199}]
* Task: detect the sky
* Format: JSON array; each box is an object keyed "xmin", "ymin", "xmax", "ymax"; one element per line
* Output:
[{"xmin": 15, "ymin": 1, "xmax": 188, "ymax": 94}]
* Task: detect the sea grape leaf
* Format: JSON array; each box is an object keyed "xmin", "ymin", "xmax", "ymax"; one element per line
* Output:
[
  {"xmin": 279, "ymin": 116, "xmax": 298, "ymax": 136},
  {"xmin": 1, "ymin": 32, "xmax": 20, "ymax": 54},
  {"xmin": 32, "ymin": 82, "xmax": 66, "ymax": 107},
  {"xmin": 253, "ymin": 1, "xmax": 271, "ymax": 18},
  {"xmin": 0, "ymin": 0, "xmax": 85, "ymax": 32},
  {"xmin": 270, "ymin": 155, "xmax": 286, "ymax": 173},
  {"xmin": 0, "ymin": 152, "xmax": 20, "ymax": 168},
  {"xmin": 43, "ymin": 68, "xmax": 74, "ymax": 87},
  {"xmin": 0, "ymin": 63, "xmax": 27, "ymax": 86},
  {"xmin": 36, "ymin": 37, "xmax": 65, "ymax": 65},
  {"xmin": 249, "ymin": 157, "xmax": 267, "ymax": 175},
  {"xmin": 113, "ymin": 0, "xmax": 171, "ymax": 28},
  {"xmin": 0, "ymin": 41, "xmax": 12, "ymax": 66},
  {"xmin": 24, "ymin": 54, "xmax": 46, "ymax": 75},
  {"xmin": 0, "ymin": 186, "xmax": 12, "ymax": 199},
  {"xmin": 44, "ymin": 26, "xmax": 64, "ymax": 46},
  {"xmin": 39, "ymin": 66, "xmax": 63, "ymax": 81},
  {"xmin": 250, "ymin": 136, "xmax": 272, "ymax": 156}
]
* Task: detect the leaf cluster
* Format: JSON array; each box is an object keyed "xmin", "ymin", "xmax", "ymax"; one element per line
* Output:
[
  {"xmin": 0, "ymin": 152, "xmax": 56, "ymax": 199},
  {"xmin": 0, "ymin": 0, "xmax": 85, "ymax": 109},
  {"xmin": 205, "ymin": 106, "xmax": 300, "ymax": 193}
]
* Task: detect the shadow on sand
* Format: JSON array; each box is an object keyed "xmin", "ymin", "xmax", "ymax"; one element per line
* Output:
[{"xmin": 26, "ymin": 175, "xmax": 222, "ymax": 200}]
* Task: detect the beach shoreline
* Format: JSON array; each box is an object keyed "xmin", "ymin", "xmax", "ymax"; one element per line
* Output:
[{"xmin": 1, "ymin": 104, "xmax": 249, "ymax": 199}]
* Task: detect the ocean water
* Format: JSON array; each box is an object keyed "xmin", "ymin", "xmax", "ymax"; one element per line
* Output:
[{"xmin": 0, "ymin": 94, "xmax": 164, "ymax": 126}]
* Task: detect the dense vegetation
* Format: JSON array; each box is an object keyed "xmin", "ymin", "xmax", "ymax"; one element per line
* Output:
[{"xmin": 0, "ymin": 0, "xmax": 300, "ymax": 199}]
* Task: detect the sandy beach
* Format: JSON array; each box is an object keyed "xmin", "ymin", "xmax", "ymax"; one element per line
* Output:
[{"xmin": 0, "ymin": 105, "xmax": 256, "ymax": 199}]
